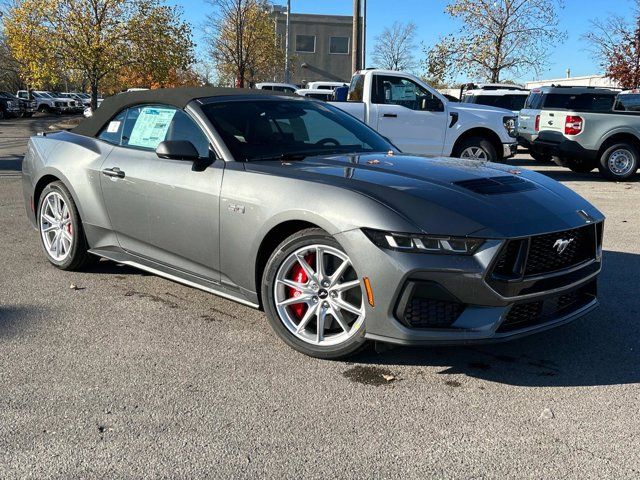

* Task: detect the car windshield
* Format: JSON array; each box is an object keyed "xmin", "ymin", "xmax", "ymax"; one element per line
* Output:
[{"xmin": 201, "ymin": 98, "xmax": 393, "ymax": 161}]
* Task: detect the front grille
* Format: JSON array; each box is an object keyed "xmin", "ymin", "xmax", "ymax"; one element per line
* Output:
[
  {"xmin": 525, "ymin": 226, "xmax": 595, "ymax": 275},
  {"xmin": 497, "ymin": 281, "xmax": 596, "ymax": 333},
  {"xmin": 402, "ymin": 297, "xmax": 464, "ymax": 328},
  {"xmin": 491, "ymin": 224, "xmax": 597, "ymax": 279}
]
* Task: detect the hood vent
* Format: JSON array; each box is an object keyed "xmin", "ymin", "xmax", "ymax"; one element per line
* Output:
[{"xmin": 453, "ymin": 175, "xmax": 536, "ymax": 195}]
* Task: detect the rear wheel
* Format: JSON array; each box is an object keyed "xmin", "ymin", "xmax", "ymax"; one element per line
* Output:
[
  {"xmin": 454, "ymin": 137, "xmax": 498, "ymax": 162},
  {"xmin": 262, "ymin": 228, "xmax": 368, "ymax": 359},
  {"xmin": 38, "ymin": 181, "xmax": 96, "ymax": 270},
  {"xmin": 565, "ymin": 157, "xmax": 596, "ymax": 173},
  {"xmin": 598, "ymin": 143, "xmax": 639, "ymax": 180}
]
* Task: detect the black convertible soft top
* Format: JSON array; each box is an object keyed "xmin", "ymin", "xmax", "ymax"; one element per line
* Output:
[{"xmin": 72, "ymin": 87, "xmax": 289, "ymax": 137}]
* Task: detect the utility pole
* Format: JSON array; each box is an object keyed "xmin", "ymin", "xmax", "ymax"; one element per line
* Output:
[
  {"xmin": 351, "ymin": 0, "xmax": 361, "ymax": 73},
  {"xmin": 284, "ymin": 0, "xmax": 291, "ymax": 84},
  {"xmin": 361, "ymin": 0, "xmax": 366, "ymax": 69}
]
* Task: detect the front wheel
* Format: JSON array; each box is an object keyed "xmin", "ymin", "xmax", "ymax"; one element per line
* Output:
[
  {"xmin": 38, "ymin": 181, "xmax": 96, "ymax": 270},
  {"xmin": 261, "ymin": 228, "xmax": 368, "ymax": 359},
  {"xmin": 598, "ymin": 143, "xmax": 639, "ymax": 180},
  {"xmin": 453, "ymin": 137, "xmax": 498, "ymax": 162}
]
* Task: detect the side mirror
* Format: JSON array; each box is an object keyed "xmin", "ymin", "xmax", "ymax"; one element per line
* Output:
[
  {"xmin": 156, "ymin": 140, "xmax": 200, "ymax": 161},
  {"xmin": 421, "ymin": 97, "xmax": 444, "ymax": 112}
]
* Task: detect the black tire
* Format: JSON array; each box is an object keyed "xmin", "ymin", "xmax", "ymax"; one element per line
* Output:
[
  {"xmin": 453, "ymin": 136, "xmax": 499, "ymax": 162},
  {"xmin": 0, "ymin": 109, "xmax": 5, "ymax": 120},
  {"xmin": 530, "ymin": 151, "xmax": 552, "ymax": 163},
  {"xmin": 597, "ymin": 143, "xmax": 639, "ymax": 180},
  {"xmin": 565, "ymin": 157, "xmax": 596, "ymax": 173},
  {"xmin": 37, "ymin": 181, "xmax": 96, "ymax": 270},
  {"xmin": 261, "ymin": 228, "xmax": 368, "ymax": 360}
]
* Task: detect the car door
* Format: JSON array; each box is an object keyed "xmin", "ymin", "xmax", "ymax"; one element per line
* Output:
[
  {"xmin": 98, "ymin": 104, "xmax": 222, "ymax": 282},
  {"xmin": 371, "ymin": 74, "xmax": 447, "ymax": 156}
]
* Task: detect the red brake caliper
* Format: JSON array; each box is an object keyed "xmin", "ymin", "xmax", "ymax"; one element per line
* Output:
[{"xmin": 287, "ymin": 253, "xmax": 315, "ymax": 320}]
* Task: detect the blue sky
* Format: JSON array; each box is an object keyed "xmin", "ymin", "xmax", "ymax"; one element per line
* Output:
[{"xmin": 181, "ymin": 0, "xmax": 635, "ymax": 82}]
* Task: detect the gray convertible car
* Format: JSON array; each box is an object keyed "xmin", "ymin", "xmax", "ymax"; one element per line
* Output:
[{"xmin": 22, "ymin": 88, "xmax": 604, "ymax": 359}]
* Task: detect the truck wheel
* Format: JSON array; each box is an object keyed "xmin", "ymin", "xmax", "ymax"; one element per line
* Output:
[
  {"xmin": 530, "ymin": 151, "xmax": 551, "ymax": 163},
  {"xmin": 453, "ymin": 137, "xmax": 498, "ymax": 162},
  {"xmin": 598, "ymin": 143, "xmax": 639, "ymax": 180},
  {"xmin": 566, "ymin": 158, "xmax": 595, "ymax": 173}
]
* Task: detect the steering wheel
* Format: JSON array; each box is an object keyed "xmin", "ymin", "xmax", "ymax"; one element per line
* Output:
[{"xmin": 315, "ymin": 137, "xmax": 340, "ymax": 146}]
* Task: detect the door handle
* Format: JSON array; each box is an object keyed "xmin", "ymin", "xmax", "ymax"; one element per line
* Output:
[
  {"xmin": 102, "ymin": 167, "xmax": 125, "ymax": 178},
  {"xmin": 383, "ymin": 113, "xmax": 398, "ymax": 118}
]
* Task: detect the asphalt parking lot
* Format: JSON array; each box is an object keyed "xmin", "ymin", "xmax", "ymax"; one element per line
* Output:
[{"xmin": 1, "ymin": 116, "xmax": 639, "ymax": 479}]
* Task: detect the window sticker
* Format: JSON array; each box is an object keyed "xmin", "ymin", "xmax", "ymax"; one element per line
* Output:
[
  {"xmin": 106, "ymin": 121, "xmax": 121, "ymax": 133},
  {"xmin": 127, "ymin": 107, "xmax": 176, "ymax": 149}
]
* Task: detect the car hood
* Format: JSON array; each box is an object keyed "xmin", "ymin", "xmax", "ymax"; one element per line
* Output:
[{"xmin": 245, "ymin": 153, "xmax": 603, "ymax": 238}]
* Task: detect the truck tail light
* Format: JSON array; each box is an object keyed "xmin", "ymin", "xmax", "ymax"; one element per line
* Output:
[
  {"xmin": 564, "ymin": 115, "xmax": 583, "ymax": 135},
  {"xmin": 534, "ymin": 114, "xmax": 540, "ymax": 132}
]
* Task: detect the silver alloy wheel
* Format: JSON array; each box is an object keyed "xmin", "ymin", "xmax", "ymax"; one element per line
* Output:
[
  {"xmin": 460, "ymin": 146, "xmax": 488, "ymax": 160},
  {"xmin": 40, "ymin": 191, "xmax": 73, "ymax": 261},
  {"xmin": 608, "ymin": 148, "xmax": 635, "ymax": 176},
  {"xmin": 274, "ymin": 244, "xmax": 365, "ymax": 347}
]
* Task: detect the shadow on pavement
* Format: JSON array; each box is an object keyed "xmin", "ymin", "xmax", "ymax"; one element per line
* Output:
[
  {"xmin": 0, "ymin": 306, "xmax": 42, "ymax": 338},
  {"xmin": 354, "ymin": 250, "xmax": 640, "ymax": 387}
]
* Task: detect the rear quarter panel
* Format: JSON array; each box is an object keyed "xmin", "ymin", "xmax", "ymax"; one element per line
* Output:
[{"xmin": 25, "ymin": 132, "xmax": 116, "ymax": 247}]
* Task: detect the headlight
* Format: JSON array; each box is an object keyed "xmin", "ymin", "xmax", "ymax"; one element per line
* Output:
[
  {"xmin": 503, "ymin": 116, "xmax": 517, "ymax": 137},
  {"xmin": 363, "ymin": 229, "xmax": 484, "ymax": 255}
]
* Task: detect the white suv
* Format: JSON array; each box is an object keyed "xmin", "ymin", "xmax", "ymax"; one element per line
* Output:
[{"xmin": 460, "ymin": 84, "xmax": 529, "ymax": 115}]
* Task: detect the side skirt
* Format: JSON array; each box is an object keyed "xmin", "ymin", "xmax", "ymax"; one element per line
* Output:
[{"xmin": 89, "ymin": 247, "xmax": 260, "ymax": 309}]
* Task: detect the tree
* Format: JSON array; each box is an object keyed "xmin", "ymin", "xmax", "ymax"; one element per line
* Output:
[
  {"xmin": 206, "ymin": 0, "xmax": 285, "ymax": 87},
  {"xmin": 3, "ymin": 0, "xmax": 194, "ymax": 107},
  {"xmin": 372, "ymin": 21, "xmax": 417, "ymax": 71},
  {"xmin": 584, "ymin": 3, "xmax": 640, "ymax": 88},
  {"xmin": 424, "ymin": 0, "xmax": 565, "ymax": 83}
]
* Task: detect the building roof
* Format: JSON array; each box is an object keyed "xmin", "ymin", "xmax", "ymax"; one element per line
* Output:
[{"xmin": 72, "ymin": 87, "xmax": 285, "ymax": 137}]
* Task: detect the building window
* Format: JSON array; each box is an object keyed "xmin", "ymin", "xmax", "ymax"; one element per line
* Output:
[
  {"xmin": 295, "ymin": 35, "xmax": 316, "ymax": 53},
  {"xmin": 329, "ymin": 36, "xmax": 350, "ymax": 55}
]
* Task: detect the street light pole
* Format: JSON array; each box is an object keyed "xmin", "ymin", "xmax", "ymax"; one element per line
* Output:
[{"xmin": 284, "ymin": 0, "xmax": 291, "ymax": 84}]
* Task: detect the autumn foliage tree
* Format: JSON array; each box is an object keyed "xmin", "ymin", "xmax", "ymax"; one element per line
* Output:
[
  {"xmin": 3, "ymin": 0, "xmax": 194, "ymax": 107},
  {"xmin": 584, "ymin": 3, "xmax": 640, "ymax": 88},
  {"xmin": 424, "ymin": 0, "xmax": 564, "ymax": 83},
  {"xmin": 206, "ymin": 0, "xmax": 285, "ymax": 87}
]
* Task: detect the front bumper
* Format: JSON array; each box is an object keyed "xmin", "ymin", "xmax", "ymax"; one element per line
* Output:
[
  {"xmin": 335, "ymin": 226, "xmax": 602, "ymax": 346},
  {"xmin": 502, "ymin": 142, "xmax": 517, "ymax": 159}
]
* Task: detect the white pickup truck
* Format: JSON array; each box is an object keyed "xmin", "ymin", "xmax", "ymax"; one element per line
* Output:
[{"xmin": 331, "ymin": 70, "xmax": 518, "ymax": 162}]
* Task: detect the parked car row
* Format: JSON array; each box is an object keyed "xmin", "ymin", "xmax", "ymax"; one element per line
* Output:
[
  {"xmin": 0, "ymin": 91, "xmax": 36, "ymax": 119},
  {"xmin": 517, "ymin": 85, "xmax": 640, "ymax": 180}
]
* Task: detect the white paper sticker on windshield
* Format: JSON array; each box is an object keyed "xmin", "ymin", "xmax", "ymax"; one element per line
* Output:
[
  {"xmin": 106, "ymin": 121, "xmax": 120, "ymax": 133},
  {"xmin": 127, "ymin": 107, "xmax": 176, "ymax": 149}
]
